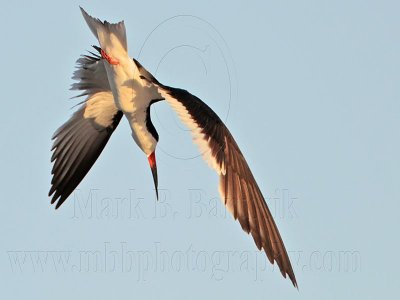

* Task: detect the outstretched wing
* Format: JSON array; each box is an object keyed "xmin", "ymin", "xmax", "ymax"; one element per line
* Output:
[
  {"xmin": 158, "ymin": 85, "xmax": 297, "ymax": 287},
  {"xmin": 49, "ymin": 51, "xmax": 122, "ymax": 209}
]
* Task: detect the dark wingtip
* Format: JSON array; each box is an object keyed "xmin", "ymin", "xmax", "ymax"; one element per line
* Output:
[
  {"xmin": 291, "ymin": 274, "xmax": 298, "ymax": 290},
  {"xmin": 284, "ymin": 268, "xmax": 298, "ymax": 289},
  {"xmin": 92, "ymin": 45, "xmax": 102, "ymax": 54},
  {"xmin": 55, "ymin": 197, "xmax": 65, "ymax": 209}
]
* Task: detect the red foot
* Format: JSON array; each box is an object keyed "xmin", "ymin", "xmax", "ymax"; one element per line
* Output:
[{"xmin": 101, "ymin": 49, "xmax": 119, "ymax": 65}]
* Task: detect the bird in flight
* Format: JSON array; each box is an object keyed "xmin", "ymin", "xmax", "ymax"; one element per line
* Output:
[{"xmin": 49, "ymin": 7, "xmax": 297, "ymax": 287}]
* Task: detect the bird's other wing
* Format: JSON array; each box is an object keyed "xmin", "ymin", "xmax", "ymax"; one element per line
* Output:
[
  {"xmin": 49, "ymin": 51, "xmax": 122, "ymax": 209},
  {"xmin": 157, "ymin": 85, "xmax": 297, "ymax": 287}
]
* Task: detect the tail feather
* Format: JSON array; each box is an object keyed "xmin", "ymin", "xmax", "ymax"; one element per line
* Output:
[{"xmin": 80, "ymin": 7, "xmax": 128, "ymax": 54}]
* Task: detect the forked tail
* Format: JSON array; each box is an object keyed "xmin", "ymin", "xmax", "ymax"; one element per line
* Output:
[{"xmin": 80, "ymin": 7, "xmax": 128, "ymax": 56}]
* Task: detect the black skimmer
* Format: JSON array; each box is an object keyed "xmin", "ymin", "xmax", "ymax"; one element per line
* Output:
[{"xmin": 49, "ymin": 8, "xmax": 297, "ymax": 287}]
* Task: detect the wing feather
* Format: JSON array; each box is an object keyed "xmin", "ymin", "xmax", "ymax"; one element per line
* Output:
[{"xmin": 49, "ymin": 51, "xmax": 122, "ymax": 209}]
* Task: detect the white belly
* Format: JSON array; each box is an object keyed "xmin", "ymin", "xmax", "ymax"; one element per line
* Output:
[
  {"xmin": 104, "ymin": 59, "xmax": 158, "ymax": 155},
  {"xmin": 104, "ymin": 59, "xmax": 139, "ymax": 112}
]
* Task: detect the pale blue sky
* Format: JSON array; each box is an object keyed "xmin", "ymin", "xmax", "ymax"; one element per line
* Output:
[{"xmin": 0, "ymin": 0, "xmax": 399, "ymax": 299}]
